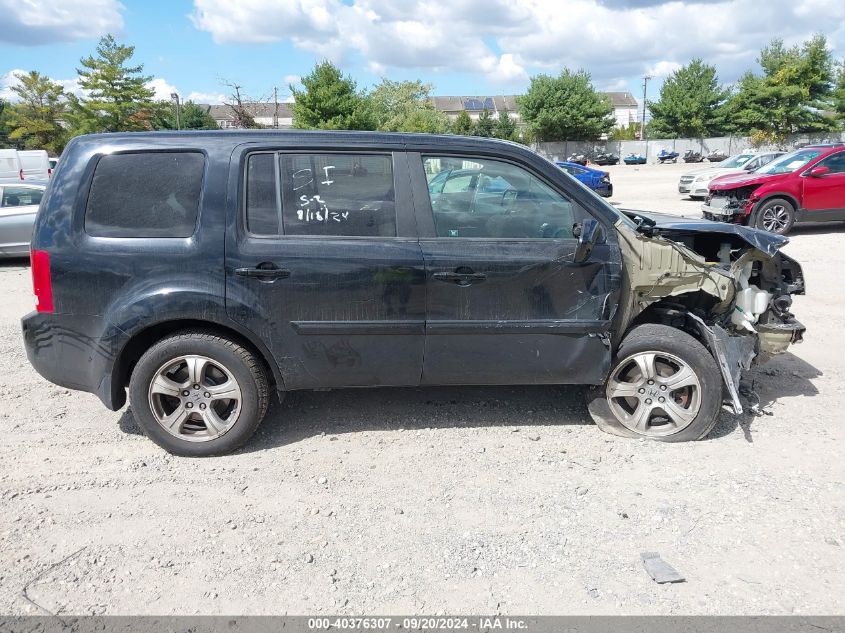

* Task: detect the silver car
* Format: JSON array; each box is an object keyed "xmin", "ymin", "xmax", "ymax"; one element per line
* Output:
[
  {"xmin": 0, "ymin": 180, "xmax": 45, "ymax": 258},
  {"xmin": 678, "ymin": 152, "xmax": 783, "ymax": 199}
]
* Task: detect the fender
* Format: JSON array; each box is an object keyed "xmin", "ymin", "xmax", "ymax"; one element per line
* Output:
[{"xmin": 101, "ymin": 286, "xmax": 287, "ymax": 410}]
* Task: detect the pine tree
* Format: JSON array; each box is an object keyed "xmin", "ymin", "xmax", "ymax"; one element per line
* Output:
[
  {"xmin": 451, "ymin": 110, "xmax": 473, "ymax": 136},
  {"xmin": 70, "ymin": 34, "xmax": 155, "ymax": 133},
  {"xmin": 473, "ymin": 108, "xmax": 495, "ymax": 137},
  {"xmin": 6, "ymin": 71, "xmax": 67, "ymax": 153},
  {"xmin": 494, "ymin": 111, "xmax": 517, "ymax": 140},
  {"xmin": 290, "ymin": 61, "xmax": 373, "ymax": 130},
  {"xmin": 647, "ymin": 59, "xmax": 729, "ymax": 138}
]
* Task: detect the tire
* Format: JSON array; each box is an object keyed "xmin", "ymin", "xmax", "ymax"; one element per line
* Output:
[
  {"xmin": 753, "ymin": 198, "xmax": 795, "ymax": 235},
  {"xmin": 129, "ymin": 330, "xmax": 269, "ymax": 456},
  {"xmin": 586, "ymin": 324, "xmax": 723, "ymax": 442}
]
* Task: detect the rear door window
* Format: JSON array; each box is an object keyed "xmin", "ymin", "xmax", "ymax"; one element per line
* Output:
[
  {"xmin": 2, "ymin": 186, "xmax": 43, "ymax": 207},
  {"xmin": 85, "ymin": 152, "xmax": 204, "ymax": 238}
]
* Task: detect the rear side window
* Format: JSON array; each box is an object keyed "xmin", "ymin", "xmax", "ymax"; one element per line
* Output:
[
  {"xmin": 281, "ymin": 154, "xmax": 396, "ymax": 237},
  {"xmin": 2, "ymin": 187, "xmax": 43, "ymax": 207},
  {"xmin": 85, "ymin": 152, "xmax": 204, "ymax": 238}
]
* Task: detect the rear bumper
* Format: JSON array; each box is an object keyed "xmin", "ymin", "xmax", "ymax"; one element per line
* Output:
[{"xmin": 22, "ymin": 311, "xmax": 125, "ymax": 410}]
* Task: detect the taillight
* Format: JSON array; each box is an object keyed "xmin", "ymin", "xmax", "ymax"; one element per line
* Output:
[{"xmin": 30, "ymin": 250, "xmax": 54, "ymax": 313}]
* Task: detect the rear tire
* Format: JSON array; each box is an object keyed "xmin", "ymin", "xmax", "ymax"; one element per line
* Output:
[
  {"xmin": 753, "ymin": 198, "xmax": 795, "ymax": 234},
  {"xmin": 129, "ymin": 331, "xmax": 269, "ymax": 456},
  {"xmin": 587, "ymin": 324, "xmax": 723, "ymax": 442}
]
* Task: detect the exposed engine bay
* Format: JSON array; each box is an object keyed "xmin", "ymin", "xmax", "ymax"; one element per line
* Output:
[{"xmin": 616, "ymin": 210, "xmax": 805, "ymax": 414}]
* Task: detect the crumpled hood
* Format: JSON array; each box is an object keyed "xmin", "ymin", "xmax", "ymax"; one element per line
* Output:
[
  {"xmin": 621, "ymin": 209, "xmax": 789, "ymax": 257},
  {"xmin": 709, "ymin": 171, "xmax": 784, "ymax": 190}
]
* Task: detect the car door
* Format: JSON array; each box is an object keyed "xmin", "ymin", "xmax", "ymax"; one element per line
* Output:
[
  {"xmin": 409, "ymin": 152, "xmax": 622, "ymax": 386},
  {"xmin": 225, "ymin": 147, "xmax": 426, "ymax": 390},
  {"xmin": 802, "ymin": 150, "xmax": 845, "ymax": 219},
  {"xmin": 0, "ymin": 185, "xmax": 42, "ymax": 254}
]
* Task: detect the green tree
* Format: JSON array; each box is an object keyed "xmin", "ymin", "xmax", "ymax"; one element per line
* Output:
[
  {"xmin": 0, "ymin": 99, "xmax": 15, "ymax": 148},
  {"xmin": 609, "ymin": 123, "xmax": 641, "ymax": 141},
  {"xmin": 151, "ymin": 100, "xmax": 219, "ymax": 130},
  {"xmin": 726, "ymin": 35, "xmax": 835, "ymax": 141},
  {"xmin": 69, "ymin": 34, "xmax": 155, "ymax": 133},
  {"xmin": 451, "ymin": 110, "xmax": 473, "ymax": 135},
  {"xmin": 290, "ymin": 61, "xmax": 372, "ymax": 130},
  {"xmin": 647, "ymin": 59, "xmax": 729, "ymax": 138},
  {"xmin": 833, "ymin": 60, "xmax": 845, "ymax": 128},
  {"xmin": 368, "ymin": 78, "xmax": 448, "ymax": 132},
  {"xmin": 473, "ymin": 108, "xmax": 495, "ymax": 137},
  {"xmin": 493, "ymin": 110, "xmax": 517, "ymax": 140},
  {"xmin": 5, "ymin": 71, "xmax": 67, "ymax": 153},
  {"xmin": 518, "ymin": 69, "xmax": 615, "ymax": 141}
]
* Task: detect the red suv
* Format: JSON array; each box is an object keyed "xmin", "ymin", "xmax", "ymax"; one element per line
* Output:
[{"xmin": 702, "ymin": 143, "xmax": 845, "ymax": 234}]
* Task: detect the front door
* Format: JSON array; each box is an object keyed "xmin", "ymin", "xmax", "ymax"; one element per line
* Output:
[
  {"xmin": 226, "ymin": 149, "xmax": 426, "ymax": 390},
  {"xmin": 410, "ymin": 153, "xmax": 621, "ymax": 386},
  {"xmin": 802, "ymin": 150, "xmax": 845, "ymax": 219}
]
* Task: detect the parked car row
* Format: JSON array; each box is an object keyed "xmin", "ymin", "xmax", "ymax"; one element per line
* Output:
[
  {"xmin": 0, "ymin": 148, "xmax": 54, "ymax": 181},
  {"xmin": 679, "ymin": 152, "xmax": 784, "ymax": 199}
]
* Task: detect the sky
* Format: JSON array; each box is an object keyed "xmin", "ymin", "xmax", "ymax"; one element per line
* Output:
[{"xmin": 1, "ymin": 0, "xmax": 845, "ymax": 107}]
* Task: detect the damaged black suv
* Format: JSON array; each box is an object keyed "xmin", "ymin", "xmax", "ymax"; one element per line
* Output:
[{"xmin": 23, "ymin": 131, "xmax": 806, "ymax": 456}]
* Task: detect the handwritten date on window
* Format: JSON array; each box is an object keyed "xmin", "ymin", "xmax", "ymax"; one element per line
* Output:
[{"xmin": 296, "ymin": 194, "xmax": 349, "ymax": 224}]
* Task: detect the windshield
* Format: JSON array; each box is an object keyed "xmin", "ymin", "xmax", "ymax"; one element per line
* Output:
[
  {"xmin": 756, "ymin": 149, "xmax": 823, "ymax": 175},
  {"xmin": 719, "ymin": 154, "xmax": 755, "ymax": 168}
]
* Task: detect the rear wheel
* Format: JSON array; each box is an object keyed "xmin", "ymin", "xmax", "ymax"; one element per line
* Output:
[
  {"xmin": 129, "ymin": 331, "xmax": 269, "ymax": 456},
  {"xmin": 754, "ymin": 198, "xmax": 795, "ymax": 234},
  {"xmin": 587, "ymin": 324, "xmax": 723, "ymax": 442}
]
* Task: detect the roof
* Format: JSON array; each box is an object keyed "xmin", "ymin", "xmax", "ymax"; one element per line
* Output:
[
  {"xmin": 201, "ymin": 102, "xmax": 294, "ymax": 121},
  {"xmin": 603, "ymin": 92, "xmax": 639, "ymax": 108},
  {"xmin": 430, "ymin": 92, "xmax": 639, "ymax": 113}
]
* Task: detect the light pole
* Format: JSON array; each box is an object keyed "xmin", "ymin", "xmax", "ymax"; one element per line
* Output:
[
  {"xmin": 640, "ymin": 75, "xmax": 652, "ymax": 141},
  {"xmin": 170, "ymin": 92, "xmax": 181, "ymax": 130}
]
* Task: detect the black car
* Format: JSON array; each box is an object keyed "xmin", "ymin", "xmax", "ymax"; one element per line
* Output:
[{"xmin": 23, "ymin": 131, "xmax": 805, "ymax": 456}]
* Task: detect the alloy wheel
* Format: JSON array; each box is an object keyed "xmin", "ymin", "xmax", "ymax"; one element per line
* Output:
[
  {"xmin": 606, "ymin": 351, "xmax": 702, "ymax": 437},
  {"xmin": 147, "ymin": 354, "xmax": 242, "ymax": 442},
  {"xmin": 761, "ymin": 205, "xmax": 790, "ymax": 233}
]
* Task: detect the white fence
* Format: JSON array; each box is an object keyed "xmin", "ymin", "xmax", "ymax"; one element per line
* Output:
[{"xmin": 534, "ymin": 132, "xmax": 845, "ymax": 163}]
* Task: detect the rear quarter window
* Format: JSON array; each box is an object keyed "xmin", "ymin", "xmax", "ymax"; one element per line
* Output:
[{"xmin": 85, "ymin": 152, "xmax": 204, "ymax": 238}]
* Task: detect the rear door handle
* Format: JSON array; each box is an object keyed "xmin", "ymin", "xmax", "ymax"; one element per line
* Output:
[
  {"xmin": 432, "ymin": 270, "xmax": 487, "ymax": 286},
  {"xmin": 234, "ymin": 266, "xmax": 291, "ymax": 281}
]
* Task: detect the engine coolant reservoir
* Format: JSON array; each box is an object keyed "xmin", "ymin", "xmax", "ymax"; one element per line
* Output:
[{"xmin": 731, "ymin": 284, "xmax": 772, "ymax": 331}]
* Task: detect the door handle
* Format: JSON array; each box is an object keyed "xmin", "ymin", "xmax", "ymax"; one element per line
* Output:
[
  {"xmin": 432, "ymin": 270, "xmax": 487, "ymax": 286},
  {"xmin": 234, "ymin": 266, "xmax": 291, "ymax": 281}
]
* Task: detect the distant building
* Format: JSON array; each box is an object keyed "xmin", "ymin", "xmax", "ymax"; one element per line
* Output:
[
  {"xmin": 196, "ymin": 91, "xmax": 640, "ymax": 131},
  {"xmin": 199, "ymin": 102, "xmax": 294, "ymax": 129}
]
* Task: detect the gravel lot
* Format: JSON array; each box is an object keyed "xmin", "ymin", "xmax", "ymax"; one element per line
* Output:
[{"xmin": 1, "ymin": 161, "xmax": 843, "ymax": 616}]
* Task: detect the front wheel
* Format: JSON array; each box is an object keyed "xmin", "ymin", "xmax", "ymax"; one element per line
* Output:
[
  {"xmin": 587, "ymin": 324, "xmax": 723, "ymax": 442},
  {"xmin": 129, "ymin": 331, "xmax": 270, "ymax": 456},
  {"xmin": 753, "ymin": 198, "xmax": 795, "ymax": 234}
]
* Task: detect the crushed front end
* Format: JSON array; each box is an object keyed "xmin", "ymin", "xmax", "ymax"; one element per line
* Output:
[
  {"xmin": 701, "ymin": 186, "xmax": 759, "ymax": 224},
  {"xmin": 616, "ymin": 211, "xmax": 805, "ymax": 414}
]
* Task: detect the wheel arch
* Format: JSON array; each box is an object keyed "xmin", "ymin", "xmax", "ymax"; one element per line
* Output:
[
  {"xmin": 110, "ymin": 318, "xmax": 285, "ymax": 410},
  {"xmin": 752, "ymin": 192, "xmax": 799, "ymax": 218}
]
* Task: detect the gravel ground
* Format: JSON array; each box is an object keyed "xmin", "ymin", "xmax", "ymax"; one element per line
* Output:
[{"xmin": 0, "ymin": 161, "xmax": 843, "ymax": 616}]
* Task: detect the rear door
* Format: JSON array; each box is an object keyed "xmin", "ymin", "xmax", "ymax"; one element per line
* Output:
[
  {"xmin": 408, "ymin": 152, "xmax": 621, "ymax": 386},
  {"xmin": 225, "ymin": 146, "xmax": 426, "ymax": 390},
  {"xmin": 802, "ymin": 150, "xmax": 845, "ymax": 219}
]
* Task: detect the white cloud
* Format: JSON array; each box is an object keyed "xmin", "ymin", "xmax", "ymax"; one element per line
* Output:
[
  {"xmin": 283, "ymin": 74, "xmax": 302, "ymax": 86},
  {"xmin": 0, "ymin": 0, "xmax": 124, "ymax": 45},
  {"xmin": 646, "ymin": 61, "xmax": 683, "ymax": 78},
  {"xmin": 189, "ymin": 0, "xmax": 845, "ymax": 89},
  {"xmin": 146, "ymin": 77, "xmax": 179, "ymax": 101},
  {"xmin": 187, "ymin": 91, "xmax": 227, "ymax": 104}
]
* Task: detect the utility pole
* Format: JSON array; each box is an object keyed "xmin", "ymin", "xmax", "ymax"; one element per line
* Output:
[
  {"xmin": 170, "ymin": 92, "xmax": 181, "ymax": 130},
  {"xmin": 273, "ymin": 86, "xmax": 279, "ymax": 129},
  {"xmin": 640, "ymin": 75, "xmax": 652, "ymax": 141}
]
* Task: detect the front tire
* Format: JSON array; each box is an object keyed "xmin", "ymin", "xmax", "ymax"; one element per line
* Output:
[
  {"xmin": 129, "ymin": 331, "xmax": 269, "ymax": 456},
  {"xmin": 587, "ymin": 324, "xmax": 723, "ymax": 442},
  {"xmin": 753, "ymin": 198, "xmax": 795, "ymax": 234}
]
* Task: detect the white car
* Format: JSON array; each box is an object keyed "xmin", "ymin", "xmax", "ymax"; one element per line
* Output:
[
  {"xmin": 678, "ymin": 152, "xmax": 783, "ymax": 199},
  {"xmin": 0, "ymin": 180, "xmax": 46, "ymax": 257}
]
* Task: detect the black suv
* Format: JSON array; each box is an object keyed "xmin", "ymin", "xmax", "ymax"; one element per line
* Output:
[{"xmin": 23, "ymin": 131, "xmax": 805, "ymax": 456}]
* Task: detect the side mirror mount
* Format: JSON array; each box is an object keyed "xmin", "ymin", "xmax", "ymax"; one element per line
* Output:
[
  {"xmin": 808, "ymin": 165, "xmax": 830, "ymax": 178},
  {"xmin": 573, "ymin": 218, "xmax": 603, "ymax": 264}
]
